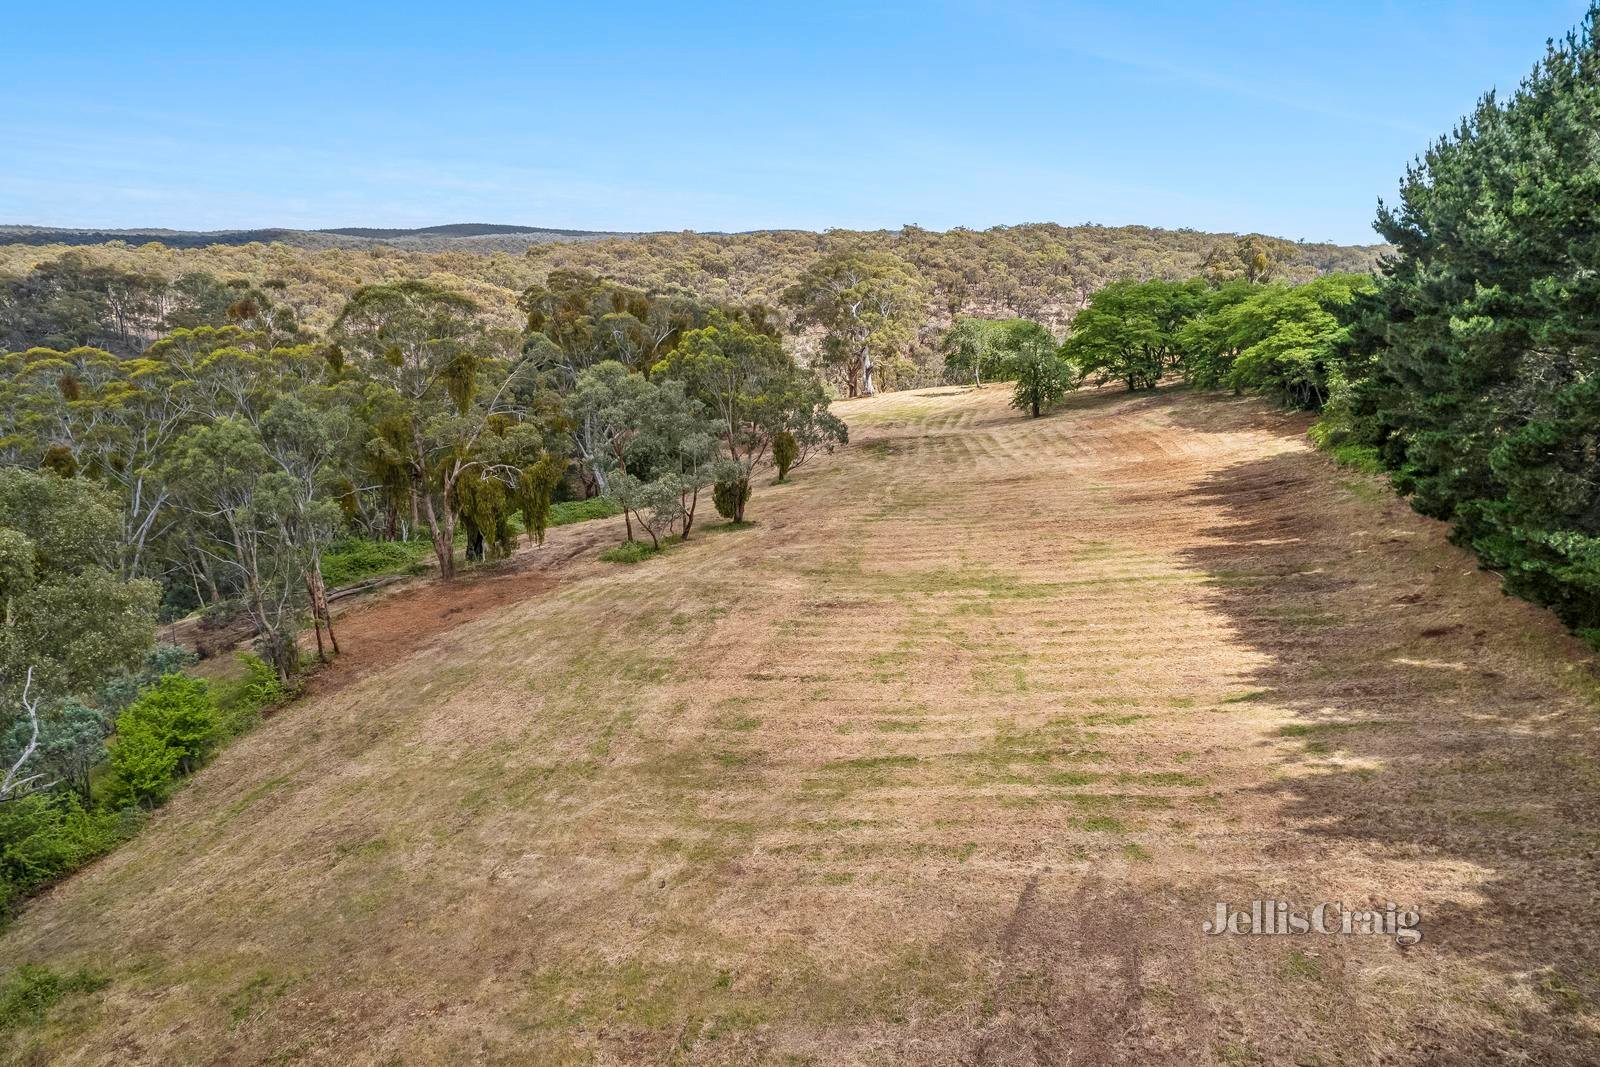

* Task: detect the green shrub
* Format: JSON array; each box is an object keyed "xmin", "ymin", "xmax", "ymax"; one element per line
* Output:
[
  {"xmin": 238, "ymin": 653, "xmax": 287, "ymax": 709},
  {"xmin": 0, "ymin": 964, "xmax": 107, "ymax": 1035},
  {"xmin": 101, "ymin": 673, "xmax": 219, "ymax": 808},
  {"xmin": 772, "ymin": 431, "xmax": 798, "ymax": 482},
  {"xmin": 548, "ymin": 497, "xmax": 622, "ymax": 526},
  {"xmin": 600, "ymin": 540, "xmax": 660, "ymax": 564},
  {"xmin": 120, "ymin": 675, "xmax": 217, "ymax": 772},
  {"xmin": 320, "ymin": 538, "xmax": 430, "ymax": 587},
  {"xmin": 713, "ymin": 478, "xmax": 750, "ymax": 521},
  {"xmin": 1328, "ymin": 442, "xmax": 1383, "ymax": 475},
  {"xmin": 101, "ymin": 717, "xmax": 181, "ymax": 810},
  {"xmin": 0, "ymin": 794, "xmax": 126, "ymax": 916}
]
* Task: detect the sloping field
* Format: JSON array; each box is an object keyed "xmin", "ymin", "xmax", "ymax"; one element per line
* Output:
[{"xmin": 3, "ymin": 385, "xmax": 1599, "ymax": 1064}]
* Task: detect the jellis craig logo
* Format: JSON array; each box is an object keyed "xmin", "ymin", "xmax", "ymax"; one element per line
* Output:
[{"xmin": 1204, "ymin": 901, "xmax": 1422, "ymax": 946}]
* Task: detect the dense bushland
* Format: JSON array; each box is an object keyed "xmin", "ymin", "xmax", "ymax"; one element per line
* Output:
[
  {"xmin": 0, "ymin": 247, "xmax": 855, "ymax": 914},
  {"xmin": 0, "ymin": 224, "xmax": 1381, "ymax": 398},
  {"xmin": 0, "ymin": 466, "xmax": 279, "ymax": 916}
]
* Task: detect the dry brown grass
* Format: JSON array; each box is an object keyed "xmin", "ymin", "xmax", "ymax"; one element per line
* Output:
[{"xmin": 3, "ymin": 383, "xmax": 1599, "ymax": 1065}]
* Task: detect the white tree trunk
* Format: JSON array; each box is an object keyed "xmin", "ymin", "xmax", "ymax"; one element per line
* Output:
[{"xmin": 862, "ymin": 351, "xmax": 876, "ymax": 396}]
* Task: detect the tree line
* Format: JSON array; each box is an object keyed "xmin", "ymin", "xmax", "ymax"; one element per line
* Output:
[
  {"xmin": 964, "ymin": 8, "xmax": 1600, "ymax": 645},
  {"xmin": 0, "ymin": 261, "xmax": 851, "ymax": 913},
  {"xmin": 0, "ymin": 223, "xmax": 1383, "ymax": 400},
  {"xmin": 939, "ymin": 236, "xmax": 1374, "ymax": 420}
]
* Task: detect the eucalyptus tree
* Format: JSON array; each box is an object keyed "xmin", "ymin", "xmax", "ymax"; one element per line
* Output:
[
  {"xmin": 519, "ymin": 270, "xmax": 708, "ymax": 390},
  {"xmin": 941, "ymin": 317, "xmax": 1024, "ymax": 387},
  {"xmin": 0, "ymin": 469, "xmax": 158, "ymax": 801},
  {"xmin": 163, "ymin": 416, "xmax": 306, "ymax": 680},
  {"xmin": 656, "ymin": 316, "xmax": 843, "ymax": 521},
  {"xmin": 1, "ymin": 344, "xmax": 194, "ymax": 578},
  {"xmin": 574, "ymin": 362, "xmax": 722, "ymax": 544},
  {"xmin": 783, "ymin": 251, "xmax": 926, "ymax": 397},
  {"xmin": 568, "ymin": 360, "xmax": 657, "ymax": 504},
  {"xmin": 335, "ymin": 281, "xmax": 547, "ymax": 580},
  {"xmin": 255, "ymin": 394, "xmax": 353, "ymax": 659}
]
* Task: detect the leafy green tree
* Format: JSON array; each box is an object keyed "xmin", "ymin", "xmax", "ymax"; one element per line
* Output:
[
  {"xmin": 2, "ymin": 699, "xmax": 106, "ymax": 804},
  {"xmin": 518, "ymin": 270, "xmax": 713, "ymax": 392},
  {"xmin": 655, "ymin": 316, "xmax": 839, "ymax": 520},
  {"xmin": 1063, "ymin": 279, "xmax": 1208, "ymax": 390},
  {"xmin": 1, "ymin": 345, "xmax": 192, "ymax": 577},
  {"xmin": 572, "ymin": 361, "xmax": 722, "ymax": 543},
  {"xmin": 772, "ymin": 431, "xmax": 798, "ymax": 482},
  {"xmin": 568, "ymin": 360, "xmax": 657, "ymax": 510},
  {"xmin": 336, "ymin": 282, "xmax": 547, "ymax": 579},
  {"xmin": 1177, "ymin": 275, "xmax": 1374, "ymax": 408},
  {"xmin": 1344, "ymin": 7, "xmax": 1600, "ymax": 635},
  {"xmin": 784, "ymin": 251, "xmax": 926, "ymax": 397},
  {"xmin": 712, "ymin": 478, "xmax": 751, "ymax": 522},
  {"xmin": 1003, "ymin": 322, "xmax": 1077, "ymax": 417},
  {"xmin": 163, "ymin": 417, "xmax": 306, "ymax": 679},
  {"xmin": 1202, "ymin": 235, "xmax": 1278, "ymax": 285},
  {"xmin": 940, "ymin": 317, "xmax": 1018, "ymax": 387},
  {"xmin": 333, "ymin": 281, "xmax": 485, "ymax": 577},
  {"xmin": 0, "ymin": 469, "xmax": 158, "ymax": 801},
  {"xmin": 112, "ymin": 673, "xmax": 218, "ymax": 775},
  {"xmin": 102, "ymin": 715, "xmax": 180, "ymax": 809}
]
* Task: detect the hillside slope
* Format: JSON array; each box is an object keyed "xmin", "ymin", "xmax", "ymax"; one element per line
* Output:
[
  {"xmin": 0, "ymin": 224, "xmax": 1385, "ymax": 339},
  {"xmin": 3, "ymin": 386, "xmax": 1597, "ymax": 1064}
]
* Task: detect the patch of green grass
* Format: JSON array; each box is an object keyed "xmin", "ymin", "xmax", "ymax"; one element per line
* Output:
[
  {"xmin": 320, "ymin": 537, "xmax": 433, "ymax": 587},
  {"xmin": 1083, "ymin": 712, "xmax": 1145, "ymax": 727},
  {"xmin": 1277, "ymin": 722, "xmax": 1368, "ymax": 739},
  {"xmin": 1280, "ymin": 950, "xmax": 1322, "ymax": 981},
  {"xmin": 600, "ymin": 540, "xmax": 662, "ymax": 564},
  {"xmin": 1118, "ymin": 771, "xmax": 1206, "ymax": 788},
  {"xmin": 1222, "ymin": 690, "xmax": 1268, "ymax": 704},
  {"xmin": 0, "ymin": 965, "xmax": 106, "ymax": 1036},
  {"xmin": 226, "ymin": 969, "xmax": 295, "ymax": 1026},
  {"xmin": 829, "ymin": 755, "xmax": 920, "ymax": 770},
  {"xmin": 1536, "ymin": 971, "xmax": 1587, "ymax": 1013},
  {"xmin": 548, "ymin": 497, "xmax": 623, "ymax": 526},
  {"xmin": 699, "ymin": 520, "xmax": 757, "ymax": 535},
  {"xmin": 1044, "ymin": 770, "xmax": 1101, "ymax": 787},
  {"xmin": 875, "ymin": 719, "xmax": 923, "ymax": 733},
  {"xmin": 1122, "ymin": 842, "xmax": 1152, "ymax": 862},
  {"xmin": 1328, "ymin": 442, "xmax": 1385, "ymax": 476},
  {"xmin": 1077, "ymin": 815, "xmax": 1129, "ymax": 833}
]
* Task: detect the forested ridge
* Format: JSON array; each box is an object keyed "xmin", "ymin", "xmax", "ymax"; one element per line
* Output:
[{"xmin": 0, "ymin": 223, "xmax": 1382, "ymax": 364}]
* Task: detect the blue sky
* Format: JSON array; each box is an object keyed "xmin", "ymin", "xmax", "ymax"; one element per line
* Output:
[{"xmin": 2, "ymin": 1, "xmax": 1591, "ymax": 244}]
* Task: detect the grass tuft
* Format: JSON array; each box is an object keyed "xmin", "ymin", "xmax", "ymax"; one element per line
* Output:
[{"xmin": 600, "ymin": 540, "xmax": 662, "ymax": 564}]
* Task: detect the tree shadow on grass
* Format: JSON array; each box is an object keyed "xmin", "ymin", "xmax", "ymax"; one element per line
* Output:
[{"xmin": 1177, "ymin": 445, "xmax": 1600, "ymax": 1060}]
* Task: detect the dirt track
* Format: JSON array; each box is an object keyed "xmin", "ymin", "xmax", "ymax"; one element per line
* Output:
[{"xmin": 3, "ymin": 384, "xmax": 1598, "ymax": 1065}]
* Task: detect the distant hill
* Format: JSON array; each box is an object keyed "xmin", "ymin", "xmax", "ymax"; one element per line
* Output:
[
  {"xmin": 0, "ymin": 222, "xmax": 1389, "ymax": 344},
  {"xmin": 0, "ymin": 223, "xmax": 641, "ymax": 252},
  {"xmin": 315, "ymin": 223, "xmax": 626, "ymax": 239}
]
